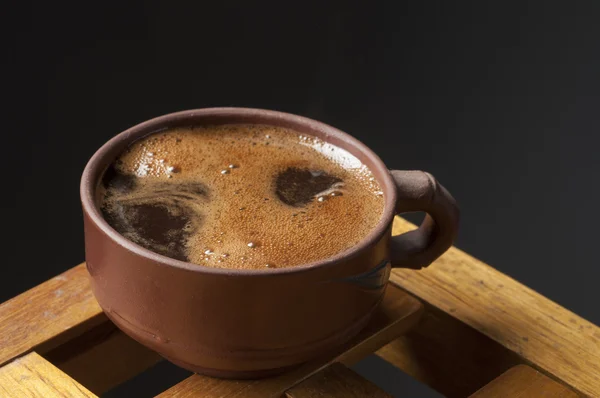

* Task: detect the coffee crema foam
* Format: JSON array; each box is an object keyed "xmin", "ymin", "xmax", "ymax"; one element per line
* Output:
[{"xmin": 100, "ymin": 124, "xmax": 384, "ymax": 270}]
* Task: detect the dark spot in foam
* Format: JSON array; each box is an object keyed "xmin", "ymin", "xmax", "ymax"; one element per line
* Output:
[
  {"xmin": 102, "ymin": 164, "xmax": 136, "ymax": 193},
  {"xmin": 128, "ymin": 203, "xmax": 191, "ymax": 261},
  {"xmin": 275, "ymin": 167, "xmax": 342, "ymax": 207},
  {"xmin": 101, "ymin": 172, "xmax": 209, "ymax": 261},
  {"xmin": 103, "ymin": 202, "xmax": 195, "ymax": 262}
]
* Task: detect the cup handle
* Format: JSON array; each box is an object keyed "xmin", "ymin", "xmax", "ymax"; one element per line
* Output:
[{"xmin": 389, "ymin": 170, "xmax": 460, "ymax": 269}]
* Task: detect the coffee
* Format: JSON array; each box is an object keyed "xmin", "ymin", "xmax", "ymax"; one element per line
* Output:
[{"xmin": 100, "ymin": 124, "xmax": 384, "ymax": 269}]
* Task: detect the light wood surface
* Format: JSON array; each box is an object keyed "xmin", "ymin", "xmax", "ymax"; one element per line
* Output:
[
  {"xmin": 0, "ymin": 264, "xmax": 102, "ymax": 367},
  {"xmin": 157, "ymin": 284, "xmax": 422, "ymax": 398},
  {"xmin": 284, "ymin": 362, "xmax": 391, "ymax": 398},
  {"xmin": 382, "ymin": 217, "xmax": 600, "ymax": 397},
  {"xmin": 470, "ymin": 365, "xmax": 579, "ymax": 397},
  {"xmin": 0, "ymin": 352, "xmax": 96, "ymax": 398}
]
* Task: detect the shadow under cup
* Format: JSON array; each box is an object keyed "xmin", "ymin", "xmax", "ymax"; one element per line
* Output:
[{"xmin": 80, "ymin": 108, "xmax": 458, "ymax": 378}]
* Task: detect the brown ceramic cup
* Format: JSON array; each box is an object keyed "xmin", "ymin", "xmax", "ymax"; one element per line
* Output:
[{"xmin": 80, "ymin": 108, "xmax": 459, "ymax": 378}]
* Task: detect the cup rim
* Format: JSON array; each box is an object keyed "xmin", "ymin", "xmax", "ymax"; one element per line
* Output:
[{"xmin": 80, "ymin": 108, "xmax": 397, "ymax": 276}]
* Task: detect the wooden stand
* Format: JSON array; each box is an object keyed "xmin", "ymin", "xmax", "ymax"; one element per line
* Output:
[{"xmin": 0, "ymin": 217, "xmax": 598, "ymax": 397}]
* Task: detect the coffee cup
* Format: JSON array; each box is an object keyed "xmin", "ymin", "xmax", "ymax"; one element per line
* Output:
[{"xmin": 80, "ymin": 108, "xmax": 459, "ymax": 378}]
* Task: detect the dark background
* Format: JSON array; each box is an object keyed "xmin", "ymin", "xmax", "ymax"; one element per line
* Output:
[{"xmin": 3, "ymin": 1, "xmax": 599, "ymax": 396}]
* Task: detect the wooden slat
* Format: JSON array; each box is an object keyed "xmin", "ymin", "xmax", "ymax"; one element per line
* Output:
[
  {"xmin": 470, "ymin": 365, "xmax": 579, "ymax": 397},
  {"xmin": 284, "ymin": 362, "xmax": 391, "ymax": 398},
  {"xmin": 0, "ymin": 352, "xmax": 96, "ymax": 398},
  {"xmin": 0, "ymin": 264, "xmax": 102, "ymax": 366},
  {"xmin": 157, "ymin": 284, "xmax": 422, "ymax": 398},
  {"xmin": 380, "ymin": 217, "xmax": 600, "ymax": 397},
  {"xmin": 0, "ymin": 264, "xmax": 161, "ymax": 395}
]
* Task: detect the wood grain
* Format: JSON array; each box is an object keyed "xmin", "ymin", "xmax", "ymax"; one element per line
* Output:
[
  {"xmin": 284, "ymin": 362, "xmax": 391, "ymax": 398},
  {"xmin": 157, "ymin": 284, "xmax": 422, "ymax": 398},
  {"xmin": 0, "ymin": 352, "xmax": 96, "ymax": 398},
  {"xmin": 0, "ymin": 264, "xmax": 102, "ymax": 367},
  {"xmin": 0, "ymin": 264, "xmax": 161, "ymax": 395},
  {"xmin": 470, "ymin": 365, "xmax": 579, "ymax": 397},
  {"xmin": 384, "ymin": 217, "xmax": 600, "ymax": 397}
]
